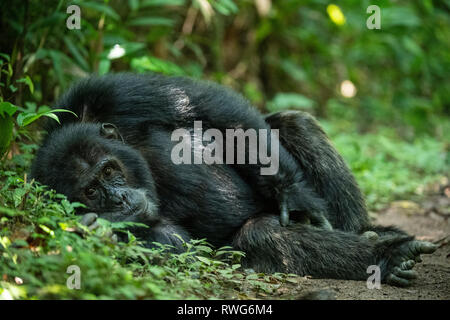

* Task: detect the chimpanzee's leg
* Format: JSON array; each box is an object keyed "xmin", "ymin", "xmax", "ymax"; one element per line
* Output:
[
  {"xmin": 265, "ymin": 111, "xmax": 369, "ymax": 232},
  {"xmin": 233, "ymin": 215, "xmax": 437, "ymax": 286}
]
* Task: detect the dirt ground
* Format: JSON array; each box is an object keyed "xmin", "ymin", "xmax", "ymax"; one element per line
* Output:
[{"xmin": 260, "ymin": 187, "xmax": 450, "ymax": 300}]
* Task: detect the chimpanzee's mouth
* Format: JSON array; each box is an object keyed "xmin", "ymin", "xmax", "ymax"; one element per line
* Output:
[{"xmin": 124, "ymin": 198, "xmax": 158, "ymax": 224}]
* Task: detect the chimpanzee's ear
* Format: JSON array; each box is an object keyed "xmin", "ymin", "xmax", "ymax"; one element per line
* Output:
[{"xmin": 100, "ymin": 123, "xmax": 124, "ymax": 143}]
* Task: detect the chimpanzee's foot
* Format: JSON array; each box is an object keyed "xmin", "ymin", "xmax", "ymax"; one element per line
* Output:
[{"xmin": 384, "ymin": 240, "xmax": 437, "ymax": 287}]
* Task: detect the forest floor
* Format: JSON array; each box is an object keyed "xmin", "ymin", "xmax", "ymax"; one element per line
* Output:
[{"xmin": 248, "ymin": 186, "xmax": 450, "ymax": 300}]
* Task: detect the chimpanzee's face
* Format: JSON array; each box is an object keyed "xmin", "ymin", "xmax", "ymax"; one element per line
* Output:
[
  {"xmin": 70, "ymin": 153, "xmax": 157, "ymax": 223},
  {"xmin": 31, "ymin": 123, "xmax": 159, "ymax": 225}
]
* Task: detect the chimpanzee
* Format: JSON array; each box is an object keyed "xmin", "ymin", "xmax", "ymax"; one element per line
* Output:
[
  {"xmin": 45, "ymin": 73, "xmax": 333, "ymax": 229},
  {"xmin": 31, "ymin": 73, "xmax": 436, "ymax": 286}
]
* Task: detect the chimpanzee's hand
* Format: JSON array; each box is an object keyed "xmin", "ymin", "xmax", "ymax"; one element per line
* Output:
[
  {"xmin": 278, "ymin": 182, "xmax": 332, "ymax": 230},
  {"xmin": 384, "ymin": 240, "xmax": 437, "ymax": 287},
  {"xmin": 80, "ymin": 213, "xmax": 100, "ymax": 231},
  {"xmin": 78, "ymin": 213, "xmax": 118, "ymax": 243}
]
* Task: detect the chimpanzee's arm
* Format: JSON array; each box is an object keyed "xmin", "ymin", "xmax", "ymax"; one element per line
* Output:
[{"xmin": 165, "ymin": 77, "xmax": 329, "ymax": 227}]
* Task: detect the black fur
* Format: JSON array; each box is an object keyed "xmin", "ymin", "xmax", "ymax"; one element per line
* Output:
[
  {"xmin": 49, "ymin": 73, "xmax": 330, "ymax": 227},
  {"xmin": 31, "ymin": 73, "xmax": 436, "ymax": 285},
  {"xmin": 265, "ymin": 111, "xmax": 368, "ymax": 232}
]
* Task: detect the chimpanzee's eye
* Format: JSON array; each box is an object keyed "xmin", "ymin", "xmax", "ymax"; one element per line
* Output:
[
  {"xmin": 103, "ymin": 166, "xmax": 113, "ymax": 177},
  {"xmin": 85, "ymin": 187, "xmax": 97, "ymax": 199}
]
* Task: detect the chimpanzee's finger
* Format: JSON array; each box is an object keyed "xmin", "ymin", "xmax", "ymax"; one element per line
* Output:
[
  {"xmin": 414, "ymin": 241, "xmax": 437, "ymax": 254},
  {"xmin": 81, "ymin": 213, "xmax": 98, "ymax": 226},
  {"xmin": 88, "ymin": 221, "xmax": 100, "ymax": 231},
  {"xmin": 393, "ymin": 267, "xmax": 418, "ymax": 280},
  {"xmin": 406, "ymin": 241, "xmax": 437, "ymax": 258},
  {"xmin": 386, "ymin": 273, "xmax": 411, "ymax": 287},
  {"xmin": 400, "ymin": 260, "xmax": 415, "ymax": 270}
]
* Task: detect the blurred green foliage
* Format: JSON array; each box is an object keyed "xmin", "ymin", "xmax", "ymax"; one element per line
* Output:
[
  {"xmin": 0, "ymin": 0, "xmax": 448, "ymax": 135},
  {"xmin": 323, "ymin": 123, "xmax": 448, "ymax": 210},
  {"xmin": 0, "ymin": 55, "xmax": 76, "ymax": 157},
  {"xmin": 0, "ymin": 158, "xmax": 277, "ymax": 299}
]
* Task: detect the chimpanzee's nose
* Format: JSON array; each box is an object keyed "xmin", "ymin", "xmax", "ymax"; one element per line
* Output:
[{"xmin": 110, "ymin": 192, "xmax": 126, "ymax": 207}]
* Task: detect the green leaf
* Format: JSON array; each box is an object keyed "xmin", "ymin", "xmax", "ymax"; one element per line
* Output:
[
  {"xmin": 246, "ymin": 273, "xmax": 259, "ymax": 280},
  {"xmin": 16, "ymin": 113, "xmax": 40, "ymax": 127},
  {"xmin": 37, "ymin": 105, "xmax": 51, "ymax": 113},
  {"xmin": 24, "ymin": 102, "xmax": 37, "ymax": 113},
  {"xmin": 195, "ymin": 245, "xmax": 213, "ymax": 254},
  {"xmin": 120, "ymin": 42, "xmax": 146, "ymax": 56},
  {"xmin": 280, "ymin": 60, "xmax": 307, "ymax": 82},
  {"xmin": 12, "ymin": 239, "xmax": 28, "ymax": 247},
  {"xmin": 98, "ymin": 59, "xmax": 111, "ymax": 76},
  {"xmin": 17, "ymin": 109, "xmax": 77, "ymax": 127},
  {"xmin": 128, "ymin": 0, "xmax": 140, "ymax": 11},
  {"xmin": 267, "ymin": 93, "xmax": 315, "ymax": 112},
  {"xmin": 16, "ymin": 75, "xmax": 34, "ymax": 94},
  {"xmin": 128, "ymin": 17, "xmax": 174, "ymax": 27},
  {"xmin": 63, "ymin": 37, "xmax": 90, "ymax": 72},
  {"xmin": 140, "ymin": 0, "xmax": 185, "ymax": 6},
  {"xmin": 78, "ymin": 1, "xmax": 120, "ymax": 20},
  {"xmin": 51, "ymin": 108, "xmax": 77, "ymax": 117},
  {"xmin": 0, "ymin": 114, "xmax": 14, "ymax": 157},
  {"xmin": 39, "ymin": 224, "xmax": 55, "ymax": 237},
  {"xmin": 28, "ymin": 12, "xmax": 67, "ymax": 32},
  {"xmin": 35, "ymin": 49, "xmax": 77, "ymax": 88},
  {"xmin": 130, "ymin": 56, "xmax": 186, "ymax": 76},
  {"xmin": 13, "ymin": 188, "xmax": 26, "ymax": 207},
  {"xmin": 382, "ymin": 8, "xmax": 421, "ymax": 28},
  {"xmin": 196, "ymin": 256, "xmax": 212, "ymax": 265},
  {"xmin": 0, "ymin": 53, "xmax": 11, "ymax": 62},
  {"xmin": 37, "ymin": 49, "xmax": 65, "ymax": 88},
  {"xmin": 43, "ymin": 113, "xmax": 61, "ymax": 124},
  {"xmin": 212, "ymin": 0, "xmax": 238, "ymax": 15},
  {"xmin": 0, "ymin": 101, "xmax": 18, "ymax": 117}
]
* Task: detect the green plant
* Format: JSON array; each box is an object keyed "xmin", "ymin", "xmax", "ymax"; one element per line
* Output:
[
  {"xmin": 0, "ymin": 53, "xmax": 76, "ymax": 158},
  {"xmin": 0, "ymin": 151, "xmax": 295, "ymax": 299},
  {"xmin": 323, "ymin": 121, "xmax": 449, "ymax": 210}
]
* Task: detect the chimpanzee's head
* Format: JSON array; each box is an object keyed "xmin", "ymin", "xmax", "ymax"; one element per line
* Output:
[{"xmin": 31, "ymin": 123, "xmax": 159, "ymax": 224}]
